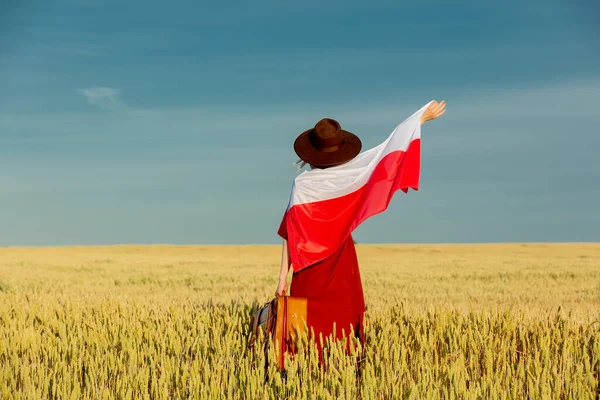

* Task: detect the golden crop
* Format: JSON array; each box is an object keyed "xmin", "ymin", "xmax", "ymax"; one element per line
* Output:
[{"xmin": 1, "ymin": 243, "xmax": 599, "ymax": 399}]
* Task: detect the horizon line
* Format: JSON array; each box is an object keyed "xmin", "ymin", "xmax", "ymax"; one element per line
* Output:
[{"xmin": 1, "ymin": 241, "xmax": 599, "ymax": 249}]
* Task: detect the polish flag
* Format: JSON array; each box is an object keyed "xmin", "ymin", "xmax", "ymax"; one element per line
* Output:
[{"xmin": 278, "ymin": 102, "xmax": 433, "ymax": 272}]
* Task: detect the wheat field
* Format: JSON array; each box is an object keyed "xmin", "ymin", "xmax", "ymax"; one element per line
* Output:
[{"xmin": 1, "ymin": 243, "xmax": 599, "ymax": 399}]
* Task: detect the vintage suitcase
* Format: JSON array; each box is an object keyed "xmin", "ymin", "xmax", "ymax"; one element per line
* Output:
[{"xmin": 249, "ymin": 295, "xmax": 307, "ymax": 369}]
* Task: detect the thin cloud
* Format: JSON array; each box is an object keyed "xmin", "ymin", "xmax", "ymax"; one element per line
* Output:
[
  {"xmin": 77, "ymin": 87, "xmax": 124, "ymax": 111},
  {"xmin": 3, "ymin": 78, "xmax": 598, "ymax": 146}
]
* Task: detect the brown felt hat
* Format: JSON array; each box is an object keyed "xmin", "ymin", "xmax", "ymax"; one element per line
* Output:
[{"xmin": 294, "ymin": 118, "xmax": 362, "ymax": 167}]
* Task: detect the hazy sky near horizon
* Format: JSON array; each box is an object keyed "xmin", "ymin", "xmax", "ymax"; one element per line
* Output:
[{"xmin": 1, "ymin": 0, "xmax": 599, "ymax": 245}]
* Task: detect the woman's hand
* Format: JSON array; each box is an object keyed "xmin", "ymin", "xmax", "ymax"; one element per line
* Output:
[
  {"xmin": 421, "ymin": 100, "xmax": 446, "ymax": 125},
  {"xmin": 275, "ymin": 278, "xmax": 289, "ymax": 297}
]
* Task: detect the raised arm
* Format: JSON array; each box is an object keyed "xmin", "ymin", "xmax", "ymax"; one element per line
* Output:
[
  {"xmin": 421, "ymin": 100, "xmax": 446, "ymax": 125},
  {"xmin": 275, "ymin": 239, "xmax": 292, "ymax": 296}
]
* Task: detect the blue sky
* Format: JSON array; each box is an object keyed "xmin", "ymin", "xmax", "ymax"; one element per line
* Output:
[{"xmin": 1, "ymin": 0, "xmax": 598, "ymax": 245}]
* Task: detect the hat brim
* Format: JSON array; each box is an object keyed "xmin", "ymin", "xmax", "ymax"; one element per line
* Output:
[{"xmin": 294, "ymin": 129, "xmax": 362, "ymax": 167}]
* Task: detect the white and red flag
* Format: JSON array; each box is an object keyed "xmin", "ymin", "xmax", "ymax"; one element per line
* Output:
[{"xmin": 278, "ymin": 102, "xmax": 432, "ymax": 272}]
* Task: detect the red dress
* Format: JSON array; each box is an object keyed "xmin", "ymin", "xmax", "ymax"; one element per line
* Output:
[{"xmin": 279, "ymin": 223, "xmax": 366, "ymax": 351}]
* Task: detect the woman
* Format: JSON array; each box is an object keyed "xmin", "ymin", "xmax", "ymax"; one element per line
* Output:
[{"xmin": 275, "ymin": 100, "xmax": 447, "ymax": 353}]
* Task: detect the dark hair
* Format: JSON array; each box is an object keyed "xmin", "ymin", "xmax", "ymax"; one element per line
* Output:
[{"xmin": 310, "ymin": 164, "xmax": 336, "ymax": 170}]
